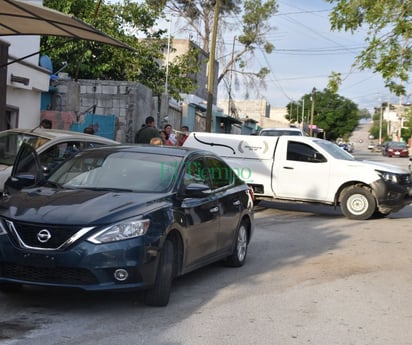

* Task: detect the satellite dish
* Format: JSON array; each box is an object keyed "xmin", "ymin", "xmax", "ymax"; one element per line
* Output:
[{"xmin": 39, "ymin": 55, "xmax": 53, "ymax": 72}]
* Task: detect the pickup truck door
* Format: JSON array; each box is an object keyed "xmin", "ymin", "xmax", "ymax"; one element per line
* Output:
[{"xmin": 272, "ymin": 140, "xmax": 330, "ymax": 201}]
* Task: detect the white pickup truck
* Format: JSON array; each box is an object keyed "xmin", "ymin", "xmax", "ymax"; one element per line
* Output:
[{"xmin": 183, "ymin": 132, "xmax": 412, "ymax": 220}]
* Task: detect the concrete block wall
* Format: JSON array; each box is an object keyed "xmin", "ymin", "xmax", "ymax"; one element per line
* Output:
[{"xmin": 51, "ymin": 79, "xmax": 154, "ymax": 143}]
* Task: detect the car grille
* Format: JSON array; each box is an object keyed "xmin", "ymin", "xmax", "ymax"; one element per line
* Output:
[
  {"xmin": 4, "ymin": 221, "xmax": 89, "ymax": 250},
  {"xmin": 399, "ymin": 173, "xmax": 411, "ymax": 185},
  {"xmin": 1, "ymin": 262, "xmax": 98, "ymax": 285}
]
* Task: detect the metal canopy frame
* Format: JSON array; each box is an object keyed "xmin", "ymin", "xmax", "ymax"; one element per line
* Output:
[{"xmin": 0, "ymin": 0, "xmax": 134, "ymax": 50}]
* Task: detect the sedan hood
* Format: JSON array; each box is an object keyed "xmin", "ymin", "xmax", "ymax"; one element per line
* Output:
[{"xmin": 0, "ymin": 188, "xmax": 170, "ymax": 225}]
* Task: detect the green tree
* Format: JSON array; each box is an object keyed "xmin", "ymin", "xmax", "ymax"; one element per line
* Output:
[
  {"xmin": 401, "ymin": 106, "xmax": 412, "ymax": 142},
  {"xmin": 286, "ymin": 89, "xmax": 360, "ymax": 141},
  {"xmin": 40, "ymin": 0, "xmax": 198, "ymax": 99},
  {"xmin": 145, "ymin": 0, "xmax": 278, "ymax": 97},
  {"xmin": 369, "ymin": 104, "xmax": 389, "ymax": 143},
  {"xmin": 327, "ymin": 0, "xmax": 412, "ymax": 96}
]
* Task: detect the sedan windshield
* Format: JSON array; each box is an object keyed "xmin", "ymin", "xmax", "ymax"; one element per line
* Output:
[
  {"xmin": 389, "ymin": 143, "xmax": 407, "ymax": 149},
  {"xmin": 48, "ymin": 150, "xmax": 184, "ymax": 193},
  {"xmin": 0, "ymin": 131, "xmax": 50, "ymax": 165}
]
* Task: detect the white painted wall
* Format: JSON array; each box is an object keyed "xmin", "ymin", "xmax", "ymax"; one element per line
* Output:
[{"xmin": 4, "ymin": 0, "xmax": 50, "ymax": 128}]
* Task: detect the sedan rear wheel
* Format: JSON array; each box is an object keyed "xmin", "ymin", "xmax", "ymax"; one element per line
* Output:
[
  {"xmin": 144, "ymin": 239, "xmax": 174, "ymax": 307},
  {"xmin": 225, "ymin": 221, "xmax": 248, "ymax": 267}
]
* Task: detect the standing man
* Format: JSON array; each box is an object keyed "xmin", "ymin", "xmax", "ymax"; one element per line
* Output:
[{"xmin": 134, "ymin": 116, "xmax": 160, "ymax": 144}]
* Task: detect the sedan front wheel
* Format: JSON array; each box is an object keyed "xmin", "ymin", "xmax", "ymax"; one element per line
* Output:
[{"xmin": 144, "ymin": 239, "xmax": 174, "ymax": 307}]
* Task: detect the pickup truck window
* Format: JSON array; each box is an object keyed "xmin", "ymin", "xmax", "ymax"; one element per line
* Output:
[
  {"xmin": 287, "ymin": 142, "xmax": 326, "ymax": 163},
  {"xmin": 316, "ymin": 140, "xmax": 355, "ymax": 161}
]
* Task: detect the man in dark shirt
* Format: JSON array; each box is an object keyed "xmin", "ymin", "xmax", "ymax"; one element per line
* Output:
[{"xmin": 134, "ymin": 116, "xmax": 160, "ymax": 143}]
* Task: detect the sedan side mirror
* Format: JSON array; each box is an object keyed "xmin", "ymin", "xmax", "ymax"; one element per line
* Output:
[
  {"xmin": 4, "ymin": 173, "xmax": 36, "ymax": 195},
  {"xmin": 182, "ymin": 183, "xmax": 212, "ymax": 198}
]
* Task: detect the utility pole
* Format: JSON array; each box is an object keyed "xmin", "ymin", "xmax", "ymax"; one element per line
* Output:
[
  {"xmin": 0, "ymin": 40, "xmax": 9, "ymax": 131},
  {"xmin": 310, "ymin": 87, "xmax": 316, "ymax": 137},
  {"xmin": 301, "ymin": 98, "xmax": 305, "ymax": 128},
  {"xmin": 227, "ymin": 35, "xmax": 236, "ymax": 117},
  {"xmin": 205, "ymin": 0, "xmax": 221, "ymax": 132},
  {"xmin": 379, "ymin": 99, "xmax": 383, "ymax": 145}
]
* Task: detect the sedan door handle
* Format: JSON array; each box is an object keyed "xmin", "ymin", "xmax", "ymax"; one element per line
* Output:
[
  {"xmin": 283, "ymin": 166, "xmax": 294, "ymax": 170},
  {"xmin": 232, "ymin": 200, "xmax": 241, "ymax": 206},
  {"xmin": 209, "ymin": 206, "xmax": 219, "ymax": 213}
]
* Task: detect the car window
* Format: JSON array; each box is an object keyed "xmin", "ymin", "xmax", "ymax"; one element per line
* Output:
[
  {"xmin": 83, "ymin": 141, "xmax": 112, "ymax": 149},
  {"xmin": 12, "ymin": 143, "xmax": 40, "ymax": 176},
  {"xmin": 183, "ymin": 157, "xmax": 211, "ymax": 187},
  {"xmin": 205, "ymin": 156, "xmax": 234, "ymax": 189},
  {"xmin": 260, "ymin": 129, "xmax": 302, "ymax": 136},
  {"xmin": 287, "ymin": 141, "xmax": 325, "ymax": 163},
  {"xmin": 0, "ymin": 132, "xmax": 50, "ymax": 165},
  {"xmin": 38, "ymin": 141, "xmax": 82, "ymax": 172}
]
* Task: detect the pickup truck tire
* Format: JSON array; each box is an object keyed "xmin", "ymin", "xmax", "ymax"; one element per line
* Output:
[{"xmin": 340, "ymin": 186, "xmax": 376, "ymax": 220}]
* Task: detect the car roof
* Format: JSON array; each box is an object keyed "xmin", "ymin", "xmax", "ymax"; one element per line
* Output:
[
  {"xmin": 259, "ymin": 127, "xmax": 302, "ymax": 132},
  {"xmin": 2, "ymin": 128, "xmax": 119, "ymax": 144},
  {"xmin": 260, "ymin": 127, "xmax": 301, "ymax": 131},
  {"xmin": 81, "ymin": 144, "xmax": 218, "ymax": 158}
]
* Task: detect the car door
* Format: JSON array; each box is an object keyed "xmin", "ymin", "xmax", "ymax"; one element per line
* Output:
[
  {"xmin": 205, "ymin": 155, "xmax": 243, "ymax": 253},
  {"xmin": 179, "ymin": 155, "xmax": 220, "ymax": 268},
  {"xmin": 273, "ymin": 140, "xmax": 330, "ymax": 201},
  {"xmin": 5, "ymin": 143, "xmax": 44, "ymax": 193}
]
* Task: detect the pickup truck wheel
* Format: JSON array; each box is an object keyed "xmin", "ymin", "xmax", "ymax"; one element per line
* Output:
[
  {"xmin": 144, "ymin": 239, "xmax": 174, "ymax": 307},
  {"xmin": 225, "ymin": 221, "xmax": 248, "ymax": 267},
  {"xmin": 340, "ymin": 186, "xmax": 376, "ymax": 220}
]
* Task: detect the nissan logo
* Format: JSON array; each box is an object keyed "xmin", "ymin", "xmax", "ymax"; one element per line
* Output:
[{"xmin": 37, "ymin": 229, "xmax": 52, "ymax": 243}]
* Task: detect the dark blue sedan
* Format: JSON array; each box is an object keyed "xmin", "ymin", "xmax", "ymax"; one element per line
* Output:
[{"xmin": 0, "ymin": 144, "xmax": 254, "ymax": 306}]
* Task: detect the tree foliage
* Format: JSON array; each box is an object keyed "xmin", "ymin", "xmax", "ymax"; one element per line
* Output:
[
  {"xmin": 369, "ymin": 104, "xmax": 389, "ymax": 143},
  {"xmin": 327, "ymin": 0, "xmax": 412, "ymax": 96},
  {"xmin": 286, "ymin": 89, "xmax": 360, "ymax": 141},
  {"xmin": 40, "ymin": 0, "xmax": 198, "ymax": 99},
  {"xmin": 145, "ymin": 0, "xmax": 278, "ymax": 97},
  {"xmin": 400, "ymin": 106, "xmax": 412, "ymax": 142}
]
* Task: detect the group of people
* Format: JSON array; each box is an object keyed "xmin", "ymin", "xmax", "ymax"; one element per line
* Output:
[
  {"xmin": 39, "ymin": 119, "xmax": 95, "ymax": 135},
  {"xmin": 40, "ymin": 116, "xmax": 187, "ymax": 144},
  {"xmin": 134, "ymin": 116, "xmax": 189, "ymax": 146}
]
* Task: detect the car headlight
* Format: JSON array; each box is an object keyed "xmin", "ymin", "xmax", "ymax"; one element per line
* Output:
[
  {"xmin": 376, "ymin": 170, "xmax": 400, "ymax": 184},
  {"xmin": 88, "ymin": 219, "xmax": 150, "ymax": 244}
]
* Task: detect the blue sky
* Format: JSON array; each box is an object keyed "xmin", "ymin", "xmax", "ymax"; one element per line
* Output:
[
  {"xmin": 161, "ymin": 0, "xmax": 407, "ymax": 113},
  {"xmin": 219, "ymin": 0, "xmax": 406, "ymax": 113}
]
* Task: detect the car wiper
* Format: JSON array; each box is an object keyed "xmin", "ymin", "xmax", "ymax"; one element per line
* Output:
[{"xmin": 80, "ymin": 187, "xmax": 135, "ymax": 192}]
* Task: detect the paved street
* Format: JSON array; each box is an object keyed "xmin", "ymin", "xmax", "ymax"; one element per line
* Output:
[{"xmin": 1, "ymin": 200, "xmax": 411, "ymax": 345}]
